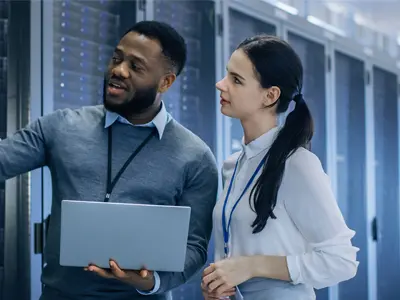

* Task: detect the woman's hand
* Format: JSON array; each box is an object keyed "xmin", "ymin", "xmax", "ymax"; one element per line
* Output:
[
  {"xmin": 201, "ymin": 281, "xmax": 236, "ymax": 299},
  {"xmin": 202, "ymin": 256, "xmax": 253, "ymax": 295}
]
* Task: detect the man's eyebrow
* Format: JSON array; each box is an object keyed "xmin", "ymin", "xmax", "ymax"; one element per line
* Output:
[{"xmin": 114, "ymin": 47, "xmax": 148, "ymax": 66}]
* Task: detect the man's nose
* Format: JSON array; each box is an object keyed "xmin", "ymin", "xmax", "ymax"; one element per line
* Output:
[{"xmin": 112, "ymin": 62, "xmax": 130, "ymax": 79}]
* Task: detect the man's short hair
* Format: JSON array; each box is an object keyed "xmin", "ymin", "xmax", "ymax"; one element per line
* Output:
[{"xmin": 124, "ymin": 21, "xmax": 187, "ymax": 76}]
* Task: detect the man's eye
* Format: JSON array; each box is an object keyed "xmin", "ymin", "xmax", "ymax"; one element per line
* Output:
[
  {"xmin": 131, "ymin": 63, "xmax": 139, "ymax": 70},
  {"xmin": 112, "ymin": 56, "xmax": 121, "ymax": 63}
]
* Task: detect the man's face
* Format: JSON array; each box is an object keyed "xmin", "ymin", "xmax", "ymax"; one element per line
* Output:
[{"xmin": 103, "ymin": 31, "xmax": 170, "ymax": 115}]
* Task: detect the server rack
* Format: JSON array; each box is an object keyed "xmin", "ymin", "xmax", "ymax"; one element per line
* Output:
[{"xmin": 52, "ymin": 0, "xmax": 136, "ymax": 110}]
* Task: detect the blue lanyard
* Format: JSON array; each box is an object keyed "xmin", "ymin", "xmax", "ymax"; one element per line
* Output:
[{"xmin": 221, "ymin": 155, "xmax": 266, "ymax": 257}]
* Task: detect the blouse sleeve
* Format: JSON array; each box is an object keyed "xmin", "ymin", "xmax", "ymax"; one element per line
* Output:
[{"xmin": 282, "ymin": 148, "xmax": 359, "ymax": 289}]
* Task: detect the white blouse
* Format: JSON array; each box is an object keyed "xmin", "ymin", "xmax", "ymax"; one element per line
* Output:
[{"xmin": 213, "ymin": 127, "xmax": 359, "ymax": 290}]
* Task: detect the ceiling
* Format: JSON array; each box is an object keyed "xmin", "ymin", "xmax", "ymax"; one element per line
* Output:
[{"xmin": 326, "ymin": 0, "xmax": 400, "ymax": 38}]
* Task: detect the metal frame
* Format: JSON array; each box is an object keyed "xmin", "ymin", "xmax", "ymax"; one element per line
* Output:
[
  {"xmin": 398, "ymin": 76, "xmax": 400, "ymax": 300},
  {"xmin": 322, "ymin": 39, "xmax": 338, "ymax": 300},
  {"xmin": 325, "ymin": 40, "xmax": 337, "ymax": 208},
  {"xmin": 139, "ymin": 0, "xmax": 148, "ymax": 21},
  {"xmin": 222, "ymin": 0, "xmax": 232, "ymax": 159},
  {"xmin": 214, "ymin": 0, "xmax": 225, "ymax": 172},
  {"xmin": 28, "ymin": 1, "xmax": 55, "ymax": 298},
  {"xmin": 41, "ymin": 0, "xmax": 54, "ymax": 269},
  {"xmin": 29, "ymin": 2, "xmax": 44, "ymax": 300},
  {"xmin": 365, "ymin": 59, "xmax": 377, "ymax": 300}
]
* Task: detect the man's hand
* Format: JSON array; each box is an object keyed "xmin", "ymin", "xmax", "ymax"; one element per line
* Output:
[{"xmin": 85, "ymin": 259, "xmax": 155, "ymax": 291}]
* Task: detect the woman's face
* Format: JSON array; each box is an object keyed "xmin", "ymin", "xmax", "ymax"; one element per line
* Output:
[
  {"xmin": 216, "ymin": 49, "xmax": 280, "ymax": 121},
  {"xmin": 216, "ymin": 49, "xmax": 264, "ymax": 120}
]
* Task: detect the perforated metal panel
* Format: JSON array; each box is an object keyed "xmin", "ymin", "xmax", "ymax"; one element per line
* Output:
[
  {"xmin": 374, "ymin": 66, "xmax": 400, "ymax": 300},
  {"xmin": 52, "ymin": 0, "xmax": 136, "ymax": 110},
  {"xmin": 335, "ymin": 51, "xmax": 368, "ymax": 300},
  {"xmin": 153, "ymin": 0, "xmax": 216, "ymax": 154},
  {"xmin": 229, "ymin": 9, "xmax": 276, "ymax": 154},
  {"xmin": 287, "ymin": 33, "xmax": 327, "ymax": 169}
]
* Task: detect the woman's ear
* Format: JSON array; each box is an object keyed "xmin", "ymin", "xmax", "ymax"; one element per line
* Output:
[{"xmin": 263, "ymin": 86, "xmax": 281, "ymax": 107}]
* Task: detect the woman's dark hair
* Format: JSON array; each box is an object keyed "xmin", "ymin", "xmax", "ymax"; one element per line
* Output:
[{"xmin": 237, "ymin": 34, "xmax": 314, "ymax": 234}]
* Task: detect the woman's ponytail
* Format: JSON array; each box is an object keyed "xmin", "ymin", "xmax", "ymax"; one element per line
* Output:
[{"xmin": 249, "ymin": 94, "xmax": 313, "ymax": 234}]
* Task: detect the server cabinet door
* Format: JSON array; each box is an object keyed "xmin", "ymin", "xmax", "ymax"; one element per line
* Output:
[
  {"xmin": 287, "ymin": 32, "xmax": 328, "ymax": 300},
  {"xmin": 335, "ymin": 51, "xmax": 368, "ymax": 300},
  {"xmin": 373, "ymin": 67, "xmax": 400, "ymax": 300}
]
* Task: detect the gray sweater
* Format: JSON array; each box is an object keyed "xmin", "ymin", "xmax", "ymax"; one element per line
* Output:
[{"xmin": 0, "ymin": 105, "xmax": 218, "ymax": 300}]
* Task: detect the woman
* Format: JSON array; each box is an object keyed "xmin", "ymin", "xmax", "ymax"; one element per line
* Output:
[{"xmin": 201, "ymin": 35, "xmax": 358, "ymax": 300}]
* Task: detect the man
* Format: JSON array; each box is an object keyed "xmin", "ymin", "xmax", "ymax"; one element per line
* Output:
[{"xmin": 0, "ymin": 21, "xmax": 218, "ymax": 299}]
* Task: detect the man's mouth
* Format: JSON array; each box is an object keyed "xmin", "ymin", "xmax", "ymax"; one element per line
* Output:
[
  {"xmin": 107, "ymin": 82, "xmax": 127, "ymax": 97},
  {"xmin": 109, "ymin": 82, "xmax": 122, "ymax": 88},
  {"xmin": 108, "ymin": 81, "xmax": 126, "ymax": 90}
]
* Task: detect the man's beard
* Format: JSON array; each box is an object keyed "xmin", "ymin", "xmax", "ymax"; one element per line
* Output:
[{"xmin": 103, "ymin": 78, "xmax": 158, "ymax": 115}]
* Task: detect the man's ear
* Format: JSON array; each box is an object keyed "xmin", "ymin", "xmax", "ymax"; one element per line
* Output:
[{"xmin": 158, "ymin": 73, "xmax": 176, "ymax": 94}]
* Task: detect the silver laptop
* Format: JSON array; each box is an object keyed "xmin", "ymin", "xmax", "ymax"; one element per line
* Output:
[{"xmin": 60, "ymin": 200, "xmax": 191, "ymax": 272}]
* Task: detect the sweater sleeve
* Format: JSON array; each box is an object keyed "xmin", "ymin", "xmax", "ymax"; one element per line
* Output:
[{"xmin": 0, "ymin": 112, "xmax": 58, "ymax": 181}]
